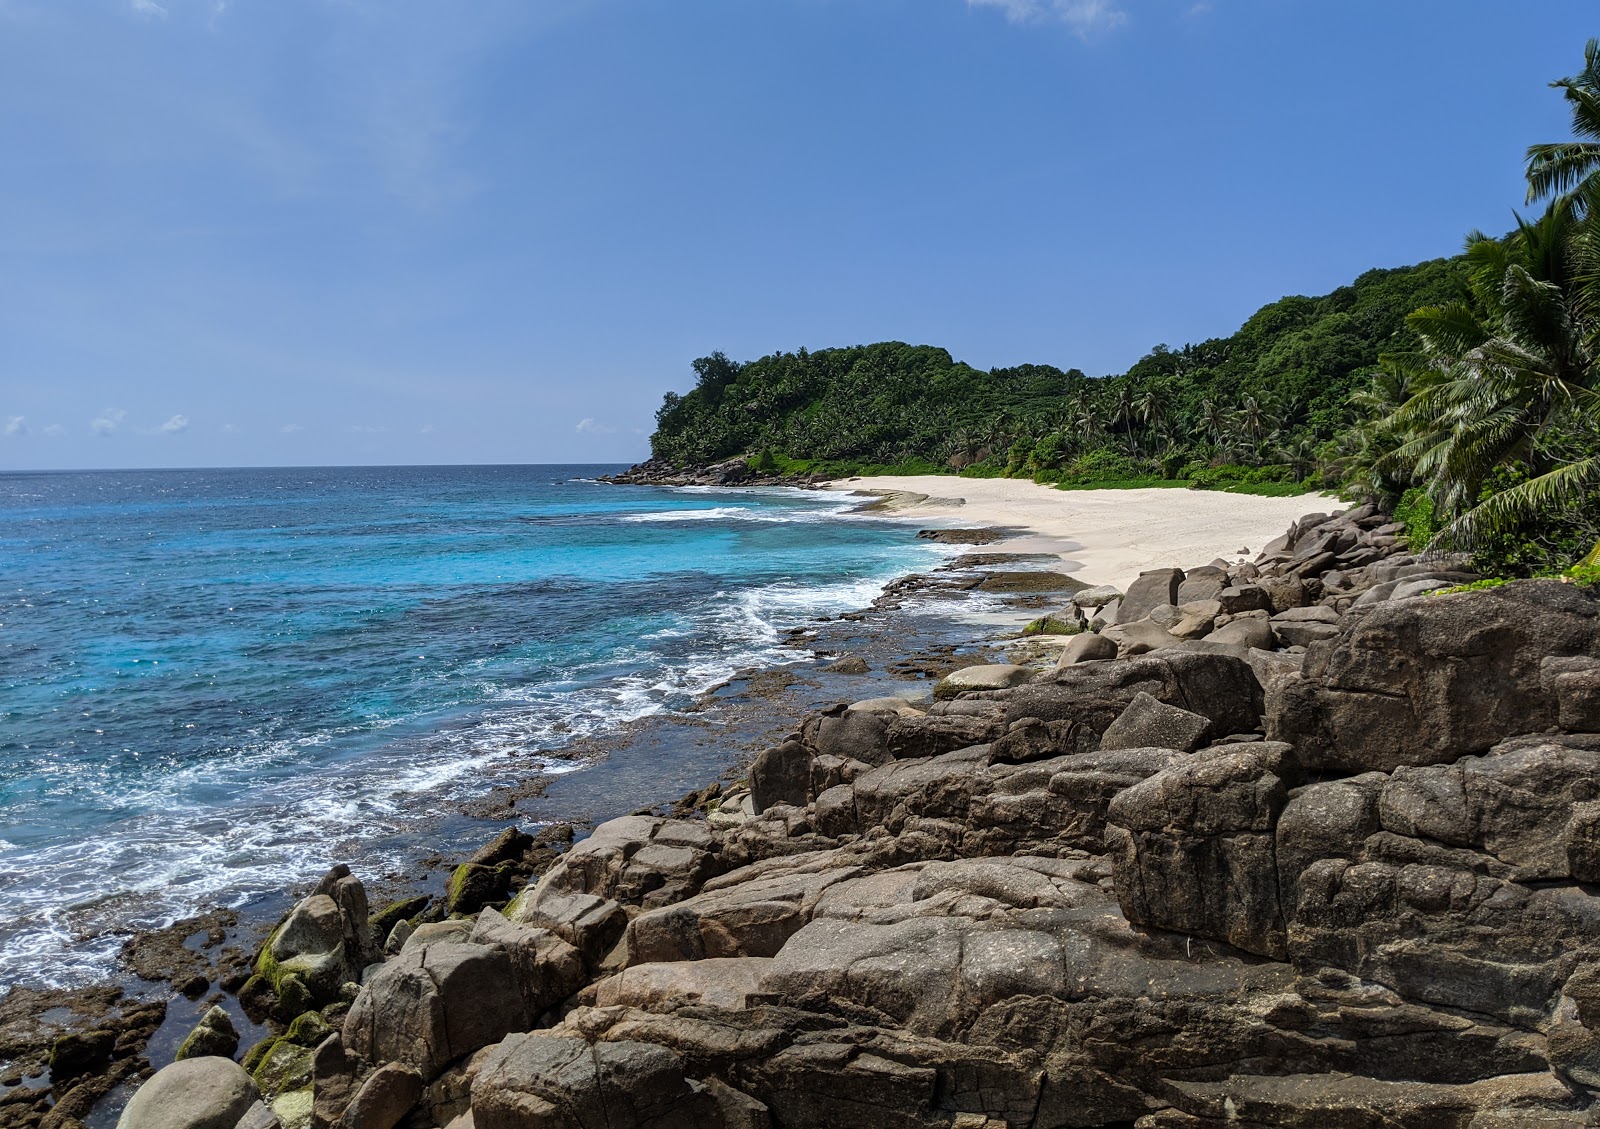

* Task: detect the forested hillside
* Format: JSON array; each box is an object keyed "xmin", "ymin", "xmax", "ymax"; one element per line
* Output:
[{"xmin": 647, "ymin": 256, "xmax": 1467, "ymax": 490}]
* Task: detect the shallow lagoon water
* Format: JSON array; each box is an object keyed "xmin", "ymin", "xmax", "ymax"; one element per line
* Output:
[{"xmin": 0, "ymin": 464, "xmax": 948, "ymax": 988}]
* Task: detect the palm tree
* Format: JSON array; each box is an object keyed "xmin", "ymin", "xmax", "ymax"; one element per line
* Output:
[
  {"xmin": 1196, "ymin": 398, "xmax": 1229, "ymax": 448},
  {"xmin": 1110, "ymin": 387, "xmax": 1138, "ymax": 454},
  {"xmin": 1074, "ymin": 404, "xmax": 1101, "ymax": 443},
  {"xmin": 1527, "ymin": 38, "xmax": 1600, "ymax": 208},
  {"xmin": 1235, "ymin": 394, "xmax": 1276, "ymax": 446},
  {"xmin": 1136, "ymin": 388, "xmax": 1165, "ymax": 435},
  {"xmin": 1376, "ymin": 193, "xmax": 1600, "ymax": 552},
  {"xmin": 1338, "ymin": 358, "xmax": 1422, "ymax": 505}
]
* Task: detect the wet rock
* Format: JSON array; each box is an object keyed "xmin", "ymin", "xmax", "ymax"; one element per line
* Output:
[
  {"xmin": 176, "ymin": 1006, "xmax": 239, "ymax": 1062},
  {"xmin": 446, "ymin": 862, "xmax": 515, "ymax": 916}
]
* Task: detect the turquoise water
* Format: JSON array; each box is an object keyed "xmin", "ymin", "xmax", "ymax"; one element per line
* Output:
[{"xmin": 0, "ymin": 465, "xmax": 945, "ymax": 987}]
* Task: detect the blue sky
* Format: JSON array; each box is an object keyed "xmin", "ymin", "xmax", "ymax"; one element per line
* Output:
[{"xmin": 0, "ymin": 0, "xmax": 1592, "ymax": 470}]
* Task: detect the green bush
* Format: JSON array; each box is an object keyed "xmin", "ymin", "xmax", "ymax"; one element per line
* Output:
[
  {"xmin": 1393, "ymin": 488, "xmax": 1437, "ymax": 551},
  {"xmin": 1056, "ymin": 477, "xmax": 1190, "ymax": 491}
]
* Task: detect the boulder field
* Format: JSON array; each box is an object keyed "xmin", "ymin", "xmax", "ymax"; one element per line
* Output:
[{"xmin": 119, "ymin": 505, "xmax": 1600, "ymax": 1129}]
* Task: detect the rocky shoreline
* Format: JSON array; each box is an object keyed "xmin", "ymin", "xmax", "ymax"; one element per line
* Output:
[
  {"xmin": 596, "ymin": 457, "xmax": 829, "ymax": 490},
  {"xmin": 26, "ymin": 502, "xmax": 1600, "ymax": 1129}
]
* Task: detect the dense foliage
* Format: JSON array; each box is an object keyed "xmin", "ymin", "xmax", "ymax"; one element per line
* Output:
[
  {"xmin": 649, "ymin": 258, "xmax": 1465, "ymax": 490},
  {"xmin": 1342, "ymin": 39, "xmax": 1600, "ymax": 577}
]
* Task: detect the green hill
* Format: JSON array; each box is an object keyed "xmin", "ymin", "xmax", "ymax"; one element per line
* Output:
[{"xmin": 646, "ymin": 255, "xmax": 1468, "ymax": 491}]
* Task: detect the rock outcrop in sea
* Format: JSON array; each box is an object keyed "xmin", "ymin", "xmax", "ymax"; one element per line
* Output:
[{"xmin": 112, "ymin": 504, "xmax": 1600, "ymax": 1128}]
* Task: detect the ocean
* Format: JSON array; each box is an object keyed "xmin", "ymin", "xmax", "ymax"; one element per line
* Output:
[{"xmin": 0, "ymin": 464, "xmax": 951, "ymax": 989}]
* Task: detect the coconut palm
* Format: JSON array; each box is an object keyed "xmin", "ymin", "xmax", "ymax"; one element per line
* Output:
[
  {"xmin": 1527, "ymin": 38, "xmax": 1600, "ymax": 208},
  {"xmin": 1136, "ymin": 387, "xmax": 1165, "ymax": 435},
  {"xmin": 1377, "ymin": 192, "xmax": 1600, "ymax": 553},
  {"xmin": 1195, "ymin": 398, "xmax": 1230, "ymax": 448},
  {"xmin": 1074, "ymin": 403, "xmax": 1101, "ymax": 443}
]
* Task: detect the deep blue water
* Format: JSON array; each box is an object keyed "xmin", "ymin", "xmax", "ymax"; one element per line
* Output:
[{"xmin": 0, "ymin": 464, "xmax": 945, "ymax": 988}]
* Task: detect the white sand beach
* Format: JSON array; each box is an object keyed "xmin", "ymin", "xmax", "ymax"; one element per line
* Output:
[{"xmin": 825, "ymin": 476, "xmax": 1340, "ymax": 592}]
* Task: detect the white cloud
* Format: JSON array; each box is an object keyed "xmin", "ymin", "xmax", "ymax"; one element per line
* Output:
[
  {"xmin": 130, "ymin": 0, "xmax": 167, "ymax": 17},
  {"xmin": 575, "ymin": 418, "xmax": 616, "ymax": 435},
  {"xmin": 221, "ymin": 423, "xmax": 238, "ymax": 433},
  {"xmin": 159, "ymin": 413, "xmax": 189, "ymax": 433},
  {"xmin": 42, "ymin": 424, "xmax": 65, "ymax": 438},
  {"xmin": 91, "ymin": 408, "xmax": 127, "ymax": 436},
  {"xmin": 4, "ymin": 416, "xmax": 26, "ymax": 437},
  {"xmin": 351, "ymin": 424, "xmax": 388, "ymax": 434},
  {"xmin": 418, "ymin": 424, "xmax": 437, "ymax": 435},
  {"xmin": 967, "ymin": 0, "xmax": 1127, "ymax": 35},
  {"xmin": 281, "ymin": 423, "xmax": 304, "ymax": 433}
]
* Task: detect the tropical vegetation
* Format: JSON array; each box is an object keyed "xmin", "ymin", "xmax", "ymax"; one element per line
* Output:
[
  {"xmin": 650, "ymin": 261, "xmax": 1464, "ymax": 494},
  {"xmin": 1341, "ymin": 38, "xmax": 1600, "ymax": 576},
  {"xmin": 647, "ymin": 39, "xmax": 1600, "ymax": 574}
]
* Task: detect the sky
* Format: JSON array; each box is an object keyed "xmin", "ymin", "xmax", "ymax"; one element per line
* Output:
[{"xmin": 0, "ymin": 1, "xmax": 1592, "ymax": 470}]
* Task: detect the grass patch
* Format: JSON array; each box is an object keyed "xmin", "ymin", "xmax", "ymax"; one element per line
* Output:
[
  {"xmin": 1429, "ymin": 578, "xmax": 1509, "ymax": 596},
  {"xmin": 1211, "ymin": 481, "xmax": 1322, "ymax": 497}
]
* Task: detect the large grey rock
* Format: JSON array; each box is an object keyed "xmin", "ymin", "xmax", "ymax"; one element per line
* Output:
[
  {"xmin": 1207, "ymin": 616, "xmax": 1276, "ymax": 650},
  {"xmin": 472, "ymin": 1035, "xmax": 721, "ymax": 1129},
  {"xmin": 935, "ymin": 664, "xmax": 1033, "ymax": 697},
  {"xmin": 1090, "ymin": 597, "xmax": 1122, "ymax": 629},
  {"xmin": 596, "ymin": 957, "xmax": 772, "ymax": 1010},
  {"xmin": 1269, "ymin": 580, "xmax": 1600, "ymax": 773},
  {"xmin": 339, "ymin": 1063, "xmax": 423, "ymax": 1129},
  {"xmin": 526, "ymin": 815, "xmax": 717, "ymax": 910},
  {"xmin": 749, "ymin": 738, "xmax": 814, "ymax": 812},
  {"xmin": 624, "ymin": 856, "xmax": 861, "ymax": 965},
  {"xmin": 1177, "ymin": 566, "xmax": 1227, "ymax": 604},
  {"xmin": 1169, "ymin": 600, "xmax": 1221, "ymax": 640},
  {"xmin": 1007, "ymin": 651, "xmax": 1264, "ymax": 743},
  {"xmin": 1071, "ymin": 584, "xmax": 1122, "ymax": 609},
  {"xmin": 117, "ymin": 1058, "xmax": 259, "ymax": 1129},
  {"xmin": 765, "ymin": 855, "xmax": 1293, "ymax": 1035},
  {"xmin": 1097, "ymin": 691, "xmax": 1210, "ymax": 753},
  {"xmin": 1055, "ymin": 631, "xmax": 1117, "ymax": 667},
  {"xmin": 1279, "ymin": 735, "xmax": 1600, "ymax": 1021},
  {"xmin": 1101, "ymin": 619, "xmax": 1180, "ymax": 656},
  {"xmin": 345, "ymin": 922, "xmax": 582, "ymax": 1081},
  {"xmin": 1107, "ymin": 750, "xmax": 1289, "ymax": 958},
  {"xmin": 1120, "ymin": 568, "xmax": 1184, "ymax": 622}
]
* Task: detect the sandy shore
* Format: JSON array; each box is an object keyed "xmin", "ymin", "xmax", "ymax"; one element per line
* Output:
[{"xmin": 825, "ymin": 475, "xmax": 1340, "ymax": 591}]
